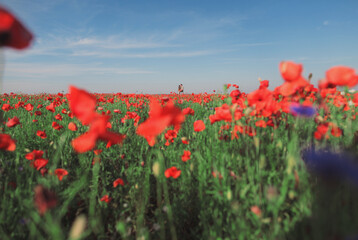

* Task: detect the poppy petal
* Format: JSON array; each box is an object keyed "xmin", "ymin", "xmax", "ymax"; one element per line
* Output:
[{"xmin": 72, "ymin": 132, "xmax": 97, "ymax": 153}]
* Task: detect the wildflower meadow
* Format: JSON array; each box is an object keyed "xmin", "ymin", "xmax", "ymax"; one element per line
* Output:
[{"xmin": 1, "ymin": 4, "xmax": 358, "ymax": 240}]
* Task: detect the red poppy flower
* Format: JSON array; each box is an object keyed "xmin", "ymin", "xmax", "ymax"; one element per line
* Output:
[
  {"xmin": 2, "ymin": 104, "xmax": 11, "ymax": 111},
  {"xmin": 277, "ymin": 61, "xmax": 310, "ymax": 96},
  {"xmin": 164, "ymin": 166, "xmax": 181, "ymax": 179},
  {"xmin": 6, "ymin": 116, "xmax": 20, "ymax": 127},
  {"xmin": 182, "ymin": 107, "xmax": 195, "ymax": 115},
  {"xmin": 52, "ymin": 121, "xmax": 63, "ymax": 130},
  {"xmin": 40, "ymin": 168, "xmax": 48, "ymax": 176},
  {"xmin": 68, "ymin": 122, "xmax": 77, "ymax": 131},
  {"xmin": 314, "ymin": 122, "xmax": 342, "ymax": 140},
  {"xmin": 25, "ymin": 149, "xmax": 44, "ymax": 160},
  {"xmin": 209, "ymin": 104, "xmax": 243, "ymax": 124},
  {"xmin": 100, "ymin": 194, "xmax": 112, "ymax": 203},
  {"xmin": 164, "ymin": 129, "xmax": 178, "ymax": 146},
  {"xmin": 93, "ymin": 149, "xmax": 102, "ymax": 155},
  {"xmin": 0, "ymin": 134, "xmax": 16, "ymax": 151},
  {"xmin": 181, "ymin": 150, "xmax": 191, "ymax": 162},
  {"xmin": 193, "ymin": 120, "xmax": 205, "ymax": 132},
  {"xmin": 255, "ymin": 120, "xmax": 267, "ymax": 128},
  {"xmin": 279, "ymin": 61, "xmax": 302, "ymax": 82},
  {"xmin": 14, "ymin": 101, "xmax": 24, "ymax": 110},
  {"xmin": 68, "ymin": 86, "xmax": 98, "ymax": 125},
  {"xmin": 181, "ymin": 137, "xmax": 189, "ymax": 144},
  {"xmin": 212, "ymin": 170, "xmax": 223, "ymax": 179},
  {"xmin": 54, "ymin": 113, "xmax": 63, "ymax": 121},
  {"xmin": 54, "ymin": 168, "xmax": 68, "ymax": 181},
  {"xmin": 36, "ymin": 130, "xmax": 47, "ymax": 139},
  {"xmin": 72, "ymin": 115, "xmax": 126, "ymax": 153},
  {"xmin": 259, "ymin": 80, "xmax": 269, "ymax": 89},
  {"xmin": 137, "ymin": 100, "xmax": 185, "ymax": 146},
  {"xmin": 34, "ymin": 185, "xmax": 57, "ymax": 215},
  {"xmin": 230, "ymin": 89, "xmax": 242, "ymax": 104},
  {"xmin": 32, "ymin": 159, "xmax": 48, "ymax": 170},
  {"xmin": 72, "ymin": 132, "xmax": 97, "ymax": 153},
  {"xmin": 251, "ymin": 205, "xmax": 262, "ymax": 217},
  {"xmin": 113, "ymin": 178, "xmax": 124, "ymax": 187},
  {"xmin": 24, "ymin": 103, "xmax": 33, "ymax": 111},
  {"xmin": 330, "ymin": 124, "xmax": 342, "ymax": 137},
  {"xmin": 0, "ymin": 6, "xmax": 33, "ymax": 49},
  {"xmin": 45, "ymin": 102, "xmax": 56, "ymax": 113},
  {"xmin": 322, "ymin": 66, "xmax": 358, "ymax": 88},
  {"xmin": 69, "ymin": 86, "xmax": 126, "ymax": 153}
]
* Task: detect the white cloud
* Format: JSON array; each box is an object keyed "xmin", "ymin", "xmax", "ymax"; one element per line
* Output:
[
  {"xmin": 6, "ymin": 34, "xmax": 186, "ymax": 59},
  {"xmin": 69, "ymin": 36, "xmax": 177, "ymax": 49},
  {"xmin": 233, "ymin": 42, "xmax": 275, "ymax": 47},
  {"xmin": 71, "ymin": 50, "xmax": 215, "ymax": 58},
  {"xmin": 3, "ymin": 62, "xmax": 156, "ymax": 79},
  {"xmin": 71, "ymin": 38, "xmax": 100, "ymax": 46}
]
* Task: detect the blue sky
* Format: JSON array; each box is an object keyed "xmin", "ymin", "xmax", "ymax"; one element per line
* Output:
[{"xmin": 1, "ymin": 0, "xmax": 358, "ymax": 94}]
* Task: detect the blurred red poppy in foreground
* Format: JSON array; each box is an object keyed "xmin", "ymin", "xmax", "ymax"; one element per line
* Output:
[
  {"xmin": 137, "ymin": 100, "xmax": 185, "ymax": 146},
  {"xmin": 34, "ymin": 185, "xmax": 57, "ymax": 215},
  {"xmin": 68, "ymin": 86, "xmax": 98, "ymax": 125},
  {"xmin": 319, "ymin": 66, "xmax": 358, "ymax": 89},
  {"xmin": 0, "ymin": 134, "xmax": 16, "ymax": 151},
  {"xmin": 72, "ymin": 114, "xmax": 126, "ymax": 153},
  {"xmin": 0, "ymin": 6, "xmax": 33, "ymax": 49},
  {"xmin": 277, "ymin": 61, "xmax": 309, "ymax": 96},
  {"xmin": 68, "ymin": 86, "xmax": 126, "ymax": 153}
]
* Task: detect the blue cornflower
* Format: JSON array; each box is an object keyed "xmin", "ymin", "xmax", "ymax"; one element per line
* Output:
[
  {"xmin": 302, "ymin": 148, "xmax": 358, "ymax": 185},
  {"xmin": 290, "ymin": 103, "xmax": 316, "ymax": 117}
]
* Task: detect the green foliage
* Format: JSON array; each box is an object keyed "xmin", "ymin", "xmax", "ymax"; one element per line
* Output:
[{"xmin": 0, "ymin": 92, "xmax": 357, "ymax": 240}]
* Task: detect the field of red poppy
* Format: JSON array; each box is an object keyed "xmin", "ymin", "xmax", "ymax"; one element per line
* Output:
[{"xmin": 0, "ymin": 63, "xmax": 358, "ymax": 240}]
